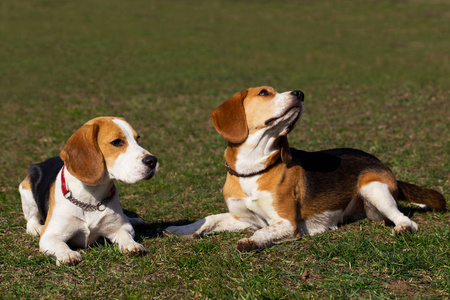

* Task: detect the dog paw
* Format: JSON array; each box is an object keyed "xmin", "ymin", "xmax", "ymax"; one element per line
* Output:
[
  {"xmin": 26, "ymin": 222, "xmax": 43, "ymax": 237},
  {"xmin": 56, "ymin": 251, "xmax": 83, "ymax": 266},
  {"xmin": 237, "ymin": 238, "xmax": 260, "ymax": 252},
  {"xmin": 392, "ymin": 220, "xmax": 418, "ymax": 235},
  {"xmin": 121, "ymin": 242, "xmax": 147, "ymax": 255}
]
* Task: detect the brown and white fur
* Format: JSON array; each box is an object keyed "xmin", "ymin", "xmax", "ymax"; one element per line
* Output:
[
  {"xmin": 19, "ymin": 117, "xmax": 158, "ymax": 265},
  {"xmin": 166, "ymin": 86, "xmax": 446, "ymax": 251}
]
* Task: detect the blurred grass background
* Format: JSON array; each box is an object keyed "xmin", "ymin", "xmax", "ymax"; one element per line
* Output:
[{"xmin": 0, "ymin": 0, "xmax": 448, "ymax": 298}]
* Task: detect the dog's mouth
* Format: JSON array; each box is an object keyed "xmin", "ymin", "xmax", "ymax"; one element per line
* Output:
[
  {"xmin": 286, "ymin": 109, "xmax": 302, "ymax": 133},
  {"xmin": 264, "ymin": 103, "xmax": 302, "ymax": 129},
  {"xmin": 143, "ymin": 169, "xmax": 156, "ymax": 180}
]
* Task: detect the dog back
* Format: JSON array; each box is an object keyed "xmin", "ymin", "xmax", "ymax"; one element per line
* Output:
[{"xmin": 28, "ymin": 156, "xmax": 64, "ymax": 222}]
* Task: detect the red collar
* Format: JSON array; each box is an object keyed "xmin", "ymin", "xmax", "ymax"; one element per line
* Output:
[{"xmin": 61, "ymin": 165, "xmax": 69, "ymax": 196}]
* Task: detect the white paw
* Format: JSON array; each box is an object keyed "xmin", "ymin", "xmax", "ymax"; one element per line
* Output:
[
  {"xmin": 393, "ymin": 220, "xmax": 418, "ymax": 235},
  {"xmin": 26, "ymin": 222, "xmax": 43, "ymax": 237},
  {"xmin": 56, "ymin": 251, "xmax": 83, "ymax": 266},
  {"xmin": 121, "ymin": 242, "xmax": 147, "ymax": 255}
]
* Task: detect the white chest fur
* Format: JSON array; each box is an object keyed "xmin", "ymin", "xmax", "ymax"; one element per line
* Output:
[
  {"xmin": 54, "ymin": 171, "xmax": 125, "ymax": 248},
  {"xmin": 226, "ymin": 176, "xmax": 280, "ymax": 229}
]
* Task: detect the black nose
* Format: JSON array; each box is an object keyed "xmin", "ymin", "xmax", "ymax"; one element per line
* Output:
[
  {"xmin": 291, "ymin": 90, "xmax": 304, "ymax": 101},
  {"xmin": 142, "ymin": 155, "xmax": 158, "ymax": 169}
]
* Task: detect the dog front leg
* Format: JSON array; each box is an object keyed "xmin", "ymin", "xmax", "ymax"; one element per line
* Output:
[
  {"xmin": 107, "ymin": 222, "xmax": 147, "ymax": 255},
  {"xmin": 237, "ymin": 219, "xmax": 298, "ymax": 252},
  {"xmin": 166, "ymin": 213, "xmax": 255, "ymax": 237},
  {"xmin": 40, "ymin": 233, "xmax": 82, "ymax": 266}
]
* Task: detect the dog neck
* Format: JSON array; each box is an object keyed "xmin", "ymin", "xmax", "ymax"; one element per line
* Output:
[
  {"xmin": 225, "ymin": 130, "xmax": 283, "ymax": 177},
  {"xmin": 61, "ymin": 167, "xmax": 114, "ymax": 206}
]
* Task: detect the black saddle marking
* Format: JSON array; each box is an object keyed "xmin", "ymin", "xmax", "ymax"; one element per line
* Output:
[{"xmin": 28, "ymin": 156, "xmax": 64, "ymax": 222}]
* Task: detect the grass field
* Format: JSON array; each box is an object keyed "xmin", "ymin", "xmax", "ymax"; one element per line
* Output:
[{"xmin": 1, "ymin": 0, "xmax": 449, "ymax": 298}]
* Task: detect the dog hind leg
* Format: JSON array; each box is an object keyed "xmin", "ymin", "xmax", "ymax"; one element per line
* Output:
[
  {"xmin": 19, "ymin": 179, "xmax": 43, "ymax": 236},
  {"xmin": 359, "ymin": 181, "xmax": 417, "ymax": 234}
]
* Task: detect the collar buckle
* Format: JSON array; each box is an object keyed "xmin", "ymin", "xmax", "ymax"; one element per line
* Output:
[{"xmin": 63, "ymin": 190, "xmax": 72, "ymax": 199}]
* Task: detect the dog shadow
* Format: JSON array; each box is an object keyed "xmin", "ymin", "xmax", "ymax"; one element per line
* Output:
[
  {"xmin": 135, "ymin": 220, "xmax": 194, "ymax": 240},
  {"xmin": 126, "ymin": 204, "xmax": 445, "ymax": 242},
  {"xmin": 123, "ymin": 210, "xmax": 194, "ymax": 240}
]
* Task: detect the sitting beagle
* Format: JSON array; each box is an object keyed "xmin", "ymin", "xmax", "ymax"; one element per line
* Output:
[
  {"xmin": 166, "ymin": 86, "xmax": 446, "ymax": 251},
  {"xmin": 19, "ymin": 116, "xmax": 158, "ymax": 265}
]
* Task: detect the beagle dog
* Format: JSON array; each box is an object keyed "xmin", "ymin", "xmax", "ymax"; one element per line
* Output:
[
  {"xmin": 19, "ymin": 116, "xmax": 158, "ymax": 265},
  {"xmin": 166, "ymin": 86, "xmax": 446, "ymax": 251}
]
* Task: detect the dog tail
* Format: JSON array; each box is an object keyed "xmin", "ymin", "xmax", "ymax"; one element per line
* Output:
[{"xmin": 396, "ymin": 181, "xmax": 447, "ymax": 211}]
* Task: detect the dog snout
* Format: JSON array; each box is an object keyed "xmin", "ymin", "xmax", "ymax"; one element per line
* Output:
[
  {"xmin": 142, "ymin": 155, "xmax": 158, "ymax": 169},
  {"xmin": 291, "ymin": 90, "xmax": 304, "ymax": 102}
]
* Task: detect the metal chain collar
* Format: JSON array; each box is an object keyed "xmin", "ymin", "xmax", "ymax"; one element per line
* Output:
[
  {"xmin": 61, "ymin": 165, "xmax": 115, "ymax": 212},
  {"xmin": 64, "ymin": 188, "xmax": 115, "ymax": 211}
]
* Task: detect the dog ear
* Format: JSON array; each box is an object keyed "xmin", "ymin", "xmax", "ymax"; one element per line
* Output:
[
  {"xmin": 279, "ymin": 136, "xmax": 292, "ymax": 164},
  {"xmin": 60, "ymin": 122, "xmax": 105, "ymax": 185},
  {"xmin": 210, "ymin": 89, "xmax": 249, "ymax": 144}
]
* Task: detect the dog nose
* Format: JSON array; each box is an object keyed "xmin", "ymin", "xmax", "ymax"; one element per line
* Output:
[
  {"xmin": 291, "ymin": 90, "xmax": 304, "ymax": 101},
  {"xmin": 142, "ymin": 155, "xmax": 158, "ymax": 169}
]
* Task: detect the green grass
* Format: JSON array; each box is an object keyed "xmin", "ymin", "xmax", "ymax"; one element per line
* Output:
[{"xmin": 0, "ymin": 0, "xmax": 449, "ymax": 298}]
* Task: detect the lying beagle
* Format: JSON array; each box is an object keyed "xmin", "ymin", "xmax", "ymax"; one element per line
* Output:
[
  {"xmin": 19, "ymin": 116, "xmax": 158, "ymax": 265},
  {"xmin": 167, "ymin": 86, "xmax": 446, "ymax": 251}
]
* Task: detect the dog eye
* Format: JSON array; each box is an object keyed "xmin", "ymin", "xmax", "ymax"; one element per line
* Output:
[
  {"xmin": 258, "ymin": 89, "xmax": 271, "ymax": 96},
  {"xmin": 110, "ymin": 139, "xmax": 125, "ymax": 147}
]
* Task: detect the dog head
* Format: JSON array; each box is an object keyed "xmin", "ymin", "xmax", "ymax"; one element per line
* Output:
[
  {"xmin": 60, "ymin": 117, "xmax": 158, "ymax": 185},
  {"xmin": 211, "ymin": 86, "xmax": 304, "ymax": 145}
]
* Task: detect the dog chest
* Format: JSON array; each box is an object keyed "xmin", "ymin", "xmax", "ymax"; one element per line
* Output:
[
  {"xmin": 224, "ymin": 176, "xmax": 280, "ymax": 227},
  {"xmin": 65, "ymin": 210, "xmax": 121, "ymax": 248}
]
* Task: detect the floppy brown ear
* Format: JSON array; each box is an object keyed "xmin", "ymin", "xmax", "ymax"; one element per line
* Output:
[
  {"xmin": 279, "ymin": 136, "xmax": 292, "ymax": 164},
  {"xmin": 210, "ymin": 89, "xmax": 249, "ymax": 144},
  {"xmin": 60, "ymin": 123, "xmax": 105, "ymax": 185}
]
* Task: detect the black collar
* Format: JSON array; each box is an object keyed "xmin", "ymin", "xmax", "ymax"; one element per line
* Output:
[{"xmin": 225, "ymin": 161, "xmax": 276, "ymax": 178}]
